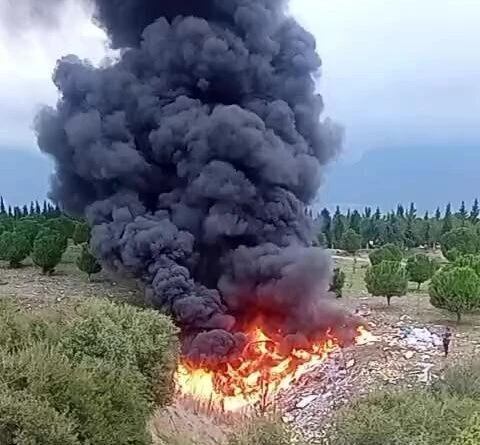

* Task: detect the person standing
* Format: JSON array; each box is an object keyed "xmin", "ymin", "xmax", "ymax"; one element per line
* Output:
[{"xmin": 442, "ymin": 327, "xmax": 452, "ymax": 357}]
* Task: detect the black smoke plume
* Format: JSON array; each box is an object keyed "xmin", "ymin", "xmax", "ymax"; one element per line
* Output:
[{"xmin": 35, "ymin": 0, "xmax": 349, "ymax": 360}]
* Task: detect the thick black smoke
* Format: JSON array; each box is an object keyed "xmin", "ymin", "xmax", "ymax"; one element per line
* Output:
[{"xmin": 36, "ymin": 0, "xmax": 349, "ymax": 360}]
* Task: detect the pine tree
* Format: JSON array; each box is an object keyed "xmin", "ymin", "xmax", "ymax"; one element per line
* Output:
[
  {"xmin": 320, "ymin": 208, "xmax": 332, "ymax": 248},
  {"xmin": 7, "ymin": 206, "xmax": 12, "ymax": 217},
  {"xmin": 332, "ymin": 206, "xmax": 345, "ymax": 248},
  {"xmin": 442, "ymin": 203, "xmax": 453, "ymax": 234},
  {"xmin": 374, "ymin": 207, "xmax": 381, "ymax": 220},
  {"xmin": 423, "ymin": 211, "xmax": 429, "ymax": 221},
  {"xmin": 350, "ymin": 210, "xmax": 362, "ymax": 233},
  {"xmin": 29, "ymin": 201, "xmax": 35, "ymax": 215},
  {"xmin": 42, "ymin": 200, "xmax": 48, "ymax": 215},
  {"xmin": 407, "ymin": 202, "xmax": 416, "ymax": 219},
  {"xmin": 470, "ymin": 198, "xmax": 479, "ymax": 224},
  {"xmin": 435, "ymin": 207, "xmax": 441, "ymax": 220},
  {"xmin": 0, "ymin": 197, "xmax": 5, "ymax": 214},
  {"xmin": 364, "ymin": 207, "xmax": 372, "ymax": 218},
  {"xmin": 35, "ymin": 201, "xmax": 41, "ymax": 214},
  {"xmin": 396, "ymin": 204, "xmax": 405, "ymax": 218},
  {"xmin": 458, "ymin": 200, "xmax": 468, "ymax": 225}
]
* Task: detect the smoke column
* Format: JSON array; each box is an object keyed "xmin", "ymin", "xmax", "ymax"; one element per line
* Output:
[{"xmin": 35, "ymin": 0, "xmax": 348, "ymax": 360}]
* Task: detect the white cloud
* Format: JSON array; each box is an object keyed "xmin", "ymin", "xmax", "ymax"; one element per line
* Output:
[
  {"xmin": 290, "ymin": 0, "xmax": 480, "ymax": 158},
  {"xmin": 0, "ymin": 0, "xmax": 107, "ymax": 150}
]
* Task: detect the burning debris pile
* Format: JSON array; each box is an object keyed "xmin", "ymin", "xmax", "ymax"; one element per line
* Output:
[{"xmin": 34, "ymin": 0, "xmax": 361, "ymax": 409}]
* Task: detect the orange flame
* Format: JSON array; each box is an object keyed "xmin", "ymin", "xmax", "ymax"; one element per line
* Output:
[{"xmin": 175, "ymin": 326, "xmax": 375, "ymax": 412}]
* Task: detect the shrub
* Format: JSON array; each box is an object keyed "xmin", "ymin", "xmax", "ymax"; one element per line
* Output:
[
  {"xmin": 0, "ymin": 344, "xmax": 152, "ymax": 445},
  {"xmin": 365, "ymin": 261, "xmax": 408, "ymax": 305},
  {"xmin": 406, "ymin": 253, "xmax": 437, "ymax": 290},
  {"xmin": 47, "ymin": 216, "xmax": 76, "ymax": 240},
  {"xmin": 433, "ymin": 358, "xmax": 480, "ymax": 400},
  {"xmin": 341, "ymin": 229, "xmax": 362, "ymax": 255},
  {"xmin": 329, "ymin": 267, "xmax": 346, "ymax": 298},
  {"xmin": 72, "ymin": 221, "xmax": 90, "ymax": 245},
  {"xmin": 76, "ymin": 243, "xmax": 102, "ymax": 278},
  {"xmin": 0, "ymin": 387, "xmax": 80, "ymax": 445},
  {"xmin": 454, "ymin": 254, "xmax": 480, "ymax": 277},
  {"xmin": 58, "ymin": 299, "xmax": 179, "ymax": 405},
  {"xmin": 429, "ymin": 266, "xmax": 480, "ymax": 322},
  {"xmin": 14, "ymin": 218, "xmax": 41, "ymax": 247},
  {"xmin": 0, "ymin": 231, "xmax": 31, "ymax": 268},
  {"xmin": 228, "ymin": 415, "xmax": 301, "ymax": 445},
  {"xmin": 0, "ymin": 299, "xmax": 63, "ymax": 352},
  {"xmin": 329, "ymin": 390, "xmax": 480, "ymax": 445},
  {"xmin": 441, "ymin": 227, "xmax": 479, "ymax": 261},
  {"xmin": 32, "ymin": 231, "xmax": 67, "ymax": 274},
  {"xmin": 37, "ymin": 226, "xmax": 68, "ymax": 251},
  {"xmin": 369, "ymin": 243, "xmax": 402, "ymax": 266}
]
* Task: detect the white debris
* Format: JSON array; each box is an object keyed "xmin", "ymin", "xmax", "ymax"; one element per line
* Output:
[
  {"xmin": 404, "ymin": 351, "xmax": 415, "ymax": 359},
  {"xmin": 346, "ymin": 359, "xmax": 355, "ymax": 369},
  {"xmin": 296, "ymin": 395, "xmax": 319, "ymax": 409},
  {"xmin": 399, "ymin": 327, "xmax": 442, "ymax": 351}
]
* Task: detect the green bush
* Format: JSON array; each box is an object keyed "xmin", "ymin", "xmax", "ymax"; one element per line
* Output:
[
  {"xmin": 0, "ymin": 387, "xmax": 80, "ymax": 445},
  {"xmin": 429, "ymin": 266, "xmax": 480, "ymax": 322},
  {"xmin": 369, "ymin": 243, "xmax": 403, "ymax": 266},
  {"xmin": 14, "ymin": 218, "xmax": 41, "ymax": 247},
  {"xmin": 0, "ymin": 299, "xmax": 63, "ymax": 352},
  {"xmin": 32, "ymin": 231, "xmax": 67, "ymax": 274},
  {"xmin": 228, "ymin": 415, "xmax": 301, "ymax": 445},
  {"xmin": 76, "ymin": 243, "xmax": 102, "ymax": 278},
  {"xmin": 0, "ymin": 344, "xmax": 152, "ymax": 445},
  {"xmin": 365, "ymin": 261, "xmax": 408, "ymax": 305},
  {"xmin": 59, "ymin": 299, "xmax": 179, "ymax": 405},
  {"xmin": 433, "ymin": 358, "xmax": 480, "ymax": 400},
  {"xmin": 0, "ymin": 231, "xmax": 31, "ymax": 268},
  {"xmin": 441, "ymin": 227, "xmax": 480, "ymax": 261},
  {"xmin": 329, "ymin": 390, "xmax": 480, "ymax": 445},
  {"xmin": 72, "ymin": 222, "xmax": 90, "ymax": 245},
  {"xmin": 47, "ymin": 216, "xmax": 76, "ymax": 240},
  {"xmin": 329, "ymin": 267, "xmax": 346, "ymax": 298},
  {"xmin": 406, "ymin": 253, "xmax": 437, "ymax": 290},
  {"xmin": 37, "ymin": 226, "xmax": 68, "ymax": 251},
  {"xmin": 454, "ymin": 254, "xmax": 480, "ymax": 277}
]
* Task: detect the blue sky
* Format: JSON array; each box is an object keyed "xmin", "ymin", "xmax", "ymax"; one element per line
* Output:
[{"xmin": 0, "ymin": 0, "xmax": 479, "ymax": 205}]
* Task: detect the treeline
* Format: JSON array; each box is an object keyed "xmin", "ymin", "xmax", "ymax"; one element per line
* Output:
[
  {"xmin": 315, "ymin": 200, "xmax": 480, "ymax": 249},
  {"xmin": 0, "ymin": 196, "xmax": 61, "ymax": 218}
]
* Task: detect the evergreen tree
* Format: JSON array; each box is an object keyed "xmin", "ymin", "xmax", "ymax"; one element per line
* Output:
[
  {"xmin": 35, "ymin": 201, "xmax": 41, "ymax": 215},
  {"xmin": 407, "ymin": 202, "xmax": 416, "ymax": 219},
  {"xmin": 76, "ymin": 244, "xmax": 102, "ymax": 279},
  {"xmin": 435, "ymin": 207, "xmax": 441, "ymax": 220},
  {"xmin": 396, "ymin": 204, "xmax": 405, "ymax": 218},
  {"xmin": 13, "ymin": 207, "xmax": 21, "ymax": 218},
  {"xmin": 29, "ymin": 201, "xmax": 35, "ymax": 215},
  {"xmin": 320, "ymin": 208, "xmax": 332, "ymax": 248},
  {"xmin": 22, "ymin": 205, "xmax": 29, "ymax": 216},
  {"xmin": 7, "ymin": 206, "xmax": 12, "ymax": 217},
  {"xmin": 364, "ymin": 207, "xmax": 372, "ymax": 219},
  {"xmin": 374, "ymin": 207, "xmax": 381, "ymax": 220},
  {"xmin": 332, "ymin": 206, "xmax": 345, "ymax": 248},
  {"xmin": 42, "ymin": 200, "xmax": 48, "ymax": 215},
  {"xmin": 423, "ymin": 211, "xmax": 429, "ymax": 221},
  {"xmin": 0, "ymin": 197, "xmax": 5, "ymax": 214},
  {"xmin": 349, "ymin": 210, "xmax": 362, "ymax": 234},
  {"xmin": 442, "ymin": 203, "xmax": 453, "ymax": 234},
  {"xmin": 457, "ymin": 201, "xmax": 468, "ymax": 225},
  {"xmin": 470, "ymin": 198, "xmax": 479, "ymax": 224}
]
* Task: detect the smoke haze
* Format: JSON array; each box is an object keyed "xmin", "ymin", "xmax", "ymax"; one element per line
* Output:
[{"xmin": 34, "ymin": 0, "xmax": 347, "ymax": 359}]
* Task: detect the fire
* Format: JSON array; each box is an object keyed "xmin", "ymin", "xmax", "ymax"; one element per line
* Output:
[{"xmin": 175, "ymin": 326, "xmax": 375, "ymax": 412}]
